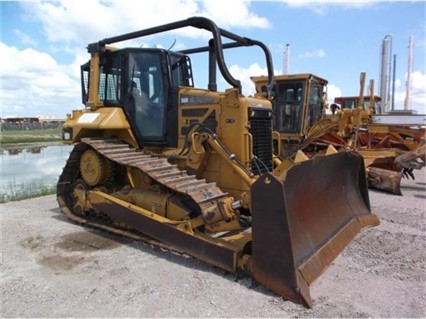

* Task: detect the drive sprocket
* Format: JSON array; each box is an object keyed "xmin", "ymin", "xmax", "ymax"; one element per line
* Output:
[{"xmin": 79, "ymin": 148, "xmax": 112, "ymax": 186}]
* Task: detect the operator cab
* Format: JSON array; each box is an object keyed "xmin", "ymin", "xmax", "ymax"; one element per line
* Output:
[
  {"xmin": 271, "ymin": 75, "xmax": 327, "ymax": 136},
  {"xmin": 274, "ymin": 82, "xmax": 304, "ymax": 134},
  {"xmin": 81, "ymin": 48, "xmax": 193, "ymax": 147}
]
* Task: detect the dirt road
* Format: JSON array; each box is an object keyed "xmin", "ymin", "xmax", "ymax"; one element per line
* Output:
[{"xmin": 2, "ymin": 170, "xmax": 425, "ymax": 318}]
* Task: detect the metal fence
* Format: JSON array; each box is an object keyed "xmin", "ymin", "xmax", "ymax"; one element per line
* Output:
[{"xmin": 0, "ymin": 122, "xmax": 64, "ymax": 131}]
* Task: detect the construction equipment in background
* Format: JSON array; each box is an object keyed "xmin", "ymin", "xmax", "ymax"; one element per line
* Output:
[
  {"xmin": 332, "ymin": 73, "xmax": 425, "ymax": 189},
  {"xmin": 333, "ymin": 95, "xmax": 381, "ymax": 113},
  {"xmin": 251, "ymin": 72, "xmax": 425, "ymax": 195},
  {"xmin": 395, "ymin": 138, "xmax": 426, "ymax": 178},
  {"xmin": 251, "ymin": 73, "xmax": 329, "ymax": 158},
  {"xmin": 57, "ymin": 17, "xmax": 379, "ymax": 308},
  {"xmin": 332, "ymin": 94, "xmax": 424, "ymax": 153}
]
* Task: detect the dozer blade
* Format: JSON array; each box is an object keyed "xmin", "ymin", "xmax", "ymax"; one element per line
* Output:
[
  {"xmin": 249, "ymin": 151, "xmax": 379, "ymax": 307},
  {"xmin": 367, "ymin": 166, "xmax": 403, "ymax": 195}
]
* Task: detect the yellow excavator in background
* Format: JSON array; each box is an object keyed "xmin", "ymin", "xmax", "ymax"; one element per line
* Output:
[
  {"xmin": 252, "ymin": 72, "xmax": 425, "ymax": 194},
  {"xmin": 57, "ymin": 17, "xmax": 379, "ymax": 308}
]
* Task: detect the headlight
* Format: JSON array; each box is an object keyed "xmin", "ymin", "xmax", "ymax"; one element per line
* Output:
[{"xmin": 62, "ymin": 128, "xmax": 72, "ymax": 140}]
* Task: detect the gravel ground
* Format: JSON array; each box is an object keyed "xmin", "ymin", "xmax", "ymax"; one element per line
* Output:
[{"xmin": 1, "ymin": 169, "xmax": 425, "ymax": 318}]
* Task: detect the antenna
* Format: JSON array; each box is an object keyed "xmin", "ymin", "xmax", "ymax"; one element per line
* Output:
[{"xmin": 168, "ymin": 39, "xmax": 177, "ymax": 50}]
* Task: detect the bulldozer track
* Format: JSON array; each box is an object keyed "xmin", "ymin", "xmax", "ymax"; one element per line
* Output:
[
  {"xmin": 56, "ymin": 138, "xmax": 229, "ymax": 246},
  {"xmin": 82, "ymin": 137, "xmax": 229, "ymax": 209}
]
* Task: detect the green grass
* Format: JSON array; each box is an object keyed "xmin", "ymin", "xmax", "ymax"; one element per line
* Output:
[
  {"xmin": 0, "ymin": 128, "xmax": 62, "ymax": 144},
  {"xmin": 0, "ymin": 180, "xmax": 56, "ymax": 204}
]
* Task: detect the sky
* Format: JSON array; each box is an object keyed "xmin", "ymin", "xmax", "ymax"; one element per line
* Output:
[{"xmin": 1, "ymin": 0, "xmax": 425, "ymax": 119}]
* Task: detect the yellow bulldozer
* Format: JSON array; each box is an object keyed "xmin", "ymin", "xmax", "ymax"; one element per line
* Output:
[
  {"xmin": 57, "ymin": 17, "xmax": 379, "ymax": 307},
  {"xmin": 251, "ymin": 72, "xmax": 425, "ymax": 194}
]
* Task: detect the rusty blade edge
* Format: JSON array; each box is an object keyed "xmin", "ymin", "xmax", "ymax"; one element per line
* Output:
[{"xmin": 298, "ymin": 214, "xmax": 380, "ymax": 285}]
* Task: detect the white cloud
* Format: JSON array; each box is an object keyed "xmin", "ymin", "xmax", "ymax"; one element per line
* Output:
[
  {"xmin": 3, "ymin": 0, "xmax": 270, "ymax": 118},
  {"xmin": 228, "ymin": 63, "xmax": 270, "ymax": 96},
  {"xmin": 285, "ymin": 0, "xmax": 378, "ymax": 15},
  {"xmin": 227, "ymin": 63, "xmax": 282, "ymax": 97},
  {"xmin": 0, "ymin": 42, "xmax": 81, "ymax": 118},
  {"xmin": 297, "ymin": 49, "xmax": 326, "ymax": 59},
  {"xmin": 4, "ymin": 0, "xmax": 423, "ymax": 120},
  {"xmin": 393, "ymin": 70, "xmax": 426, "ymax": 114},
  {"xmin": 200, "ymin": 0, "xmax": 271, "ymax": 29},
  {"xmin": 326, "ymin": 84, "xmax": 343, "ymax": 105},
  {"xmin": 13, "ymin": 29, "xmax": 37, "ymax": 47},
  {"xmin": 20, "ymin": 0, "xmax": 270, "ymax": 48}
]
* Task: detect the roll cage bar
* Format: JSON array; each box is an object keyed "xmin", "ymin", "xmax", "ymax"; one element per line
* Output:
[{"xmin": 87, "ymin": 16, "xmax": 274, "ymax": 95}]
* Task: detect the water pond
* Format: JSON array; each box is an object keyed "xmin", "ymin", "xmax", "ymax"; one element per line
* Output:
[{"xmin": 1, "ymin": 143, "xmax": 73, "ymax": 201}]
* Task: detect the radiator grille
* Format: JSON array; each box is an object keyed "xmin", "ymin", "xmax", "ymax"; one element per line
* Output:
[{"xmin": 248, "ymin": 108, "xmax": 273, "ymax": 175}]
